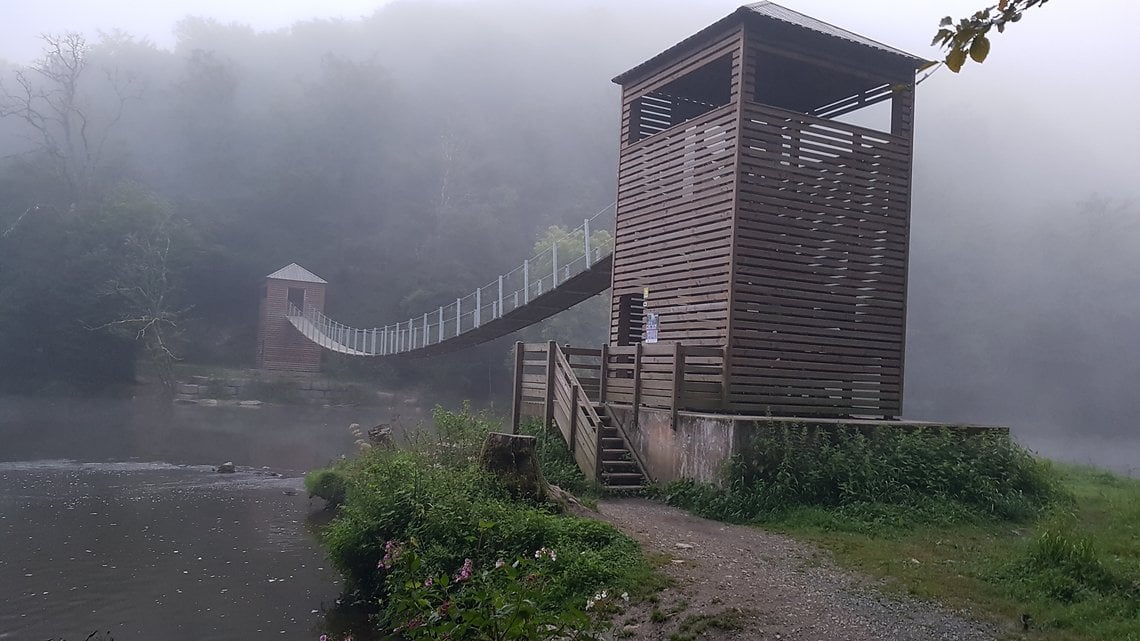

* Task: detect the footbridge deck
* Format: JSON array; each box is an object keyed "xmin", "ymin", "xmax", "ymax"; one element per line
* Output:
[{"xmin": 285, "ymin": 206, "xmax": 614, "ymax": 358}]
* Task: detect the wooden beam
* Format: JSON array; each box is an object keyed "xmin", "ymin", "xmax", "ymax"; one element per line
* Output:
[
  {"xmin": 544, "ymin": 340, "xmax": 557, "ymax": 432},
  {"xmin": 569, "ymin": 384, "xmax": 579, "ymax": 452},
  {"xmin": 671, "ymin": 342, "xmax": 686, "ymax": 426},
  {"xmin": 511, "ymin": 341, "xmax": 524, "ymax": 434},
  {"xmin": 632, "ymin": 342, "xmax": 643, "ymax": 425}
]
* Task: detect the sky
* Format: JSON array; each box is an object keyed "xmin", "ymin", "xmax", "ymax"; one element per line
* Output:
[{"xmin": 3, "ymin": 0, "xmax": 1135, "ymax": 66}]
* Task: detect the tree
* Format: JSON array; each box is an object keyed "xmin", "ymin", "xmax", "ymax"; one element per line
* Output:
[
  {"xmin": 933, "ymin": 0, "xmax": 1052, "ymax": 72},
  {"xmin": 91, "ymin": 188, "xmax": 191, "ymax": 395},
  {"xmin": 0, "ymin": 33, "xmax": 139, "ymax": 203}
]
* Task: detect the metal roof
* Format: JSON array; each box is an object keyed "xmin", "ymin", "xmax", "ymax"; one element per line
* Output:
[
  {"xmin": 613, "ymin": 2, "xmax": 929, "ymax": 85},
  {"xmin": 266, "ymin": 263, "xmax": 327, "ymax": 284},
  {"xmin": 745, "ymin": 1, "xmax": 923, "ymax": 62}
]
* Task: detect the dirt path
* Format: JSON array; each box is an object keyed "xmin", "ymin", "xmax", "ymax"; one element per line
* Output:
[{"xmin": 595, "ymin": 498, "xmax": 999, "ymax": 641}]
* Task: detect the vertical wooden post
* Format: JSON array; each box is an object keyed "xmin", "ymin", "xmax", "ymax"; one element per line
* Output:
[
  {"xmin": 594, "ymin": 412, "xmax": 604, "ymax": 482},
  {"xmin": 671, "ymin": 342, "xmax": 686, "ymax": 429},
  {"xmin": 632, "ymin": 342, "xmax": 643, "ymax": 426},
  {"xmin": 568, "ymin": 384, "xmax": 579, "ymax": 452},
  {"xmin": 544, "ymin": 340, "xmax": 557, "ymax": 432},
  {"xmin": 510, "ymin": 342, "xmax": 524, "ymax": 434},
  {"xmin": 598, "ymin": 343, "xmax": 609, "ymax": 404}
]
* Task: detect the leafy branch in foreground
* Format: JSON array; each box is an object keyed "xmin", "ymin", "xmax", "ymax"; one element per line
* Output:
[{"xmin": 933, "ymin": 0, "xmax": 1052, "ymax": 72}]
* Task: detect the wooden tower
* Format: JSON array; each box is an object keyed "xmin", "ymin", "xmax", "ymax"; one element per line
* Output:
[
  {"xmin": 256, "ymin": 263, "xmax": 327, "ymax": 371},
  {"xmin": 609, "ymin": 2, "xmax": 928, "ymax": 418}
]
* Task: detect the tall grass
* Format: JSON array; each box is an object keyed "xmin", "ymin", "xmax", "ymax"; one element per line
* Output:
[{"xmin": 662, "ymin": 423, "xmax": 1059, "ymax": 529}]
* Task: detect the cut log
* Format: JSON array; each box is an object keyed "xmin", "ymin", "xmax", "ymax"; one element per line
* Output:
[{"xmin": 479, "ymin": 432, "xmax": 546, "ymax": 502}]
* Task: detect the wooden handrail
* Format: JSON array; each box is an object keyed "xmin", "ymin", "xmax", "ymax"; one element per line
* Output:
[{"xmin": 551, "ymin": 344, "xmax": 604, "ymax": 479}]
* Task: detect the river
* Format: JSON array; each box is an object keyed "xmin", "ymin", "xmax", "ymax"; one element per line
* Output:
[{"xmin": 0, "ymin": 396, "xmax": 426, "ymax": 641}]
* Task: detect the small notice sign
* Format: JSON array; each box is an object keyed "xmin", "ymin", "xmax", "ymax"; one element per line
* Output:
[{"xmin": 644, "ymin": 313, "xmax": 659, "ymax": 344}]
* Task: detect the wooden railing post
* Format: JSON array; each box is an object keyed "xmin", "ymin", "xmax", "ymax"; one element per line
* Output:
[
  {"xmin": 594, "ymin": 413, "xmax": 604, "ymax": 481},
  {"xmin": 598, "ymin": 343, "xmax": 609, "ymax": 404},
  {"xmin": 631, "ymin": 342, "xmax": 643, "ymax": 425},
  {"xmin": 544, "ymin": 340, "xmax": 557, "ymax": 432},
  {"xmin": 671, "ymin": 342, "xmax": 685, "ymax": 428},
  {"xmin": 511, "ymin": 342, "xmax": 524, "ymax": 434},
  {"xmin": 568, "ymin": 384, "xmax": 579, "ymax": 452}
]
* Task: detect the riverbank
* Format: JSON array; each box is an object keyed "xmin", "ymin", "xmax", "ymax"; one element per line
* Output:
[
  {"xmin": 773, "ymin": 465, "xmax": 1140, "ymax": 641},
  {"xmin": 308, "ymin": 406, "xmax": 662, "ymax": 640},
  {"xmin": 332, "ymin": 414, "xmax": 1138, "ymax": 640},
  {"xmin": 652, "ymin": 424, "xmax": 1139, "ymax": 641}
]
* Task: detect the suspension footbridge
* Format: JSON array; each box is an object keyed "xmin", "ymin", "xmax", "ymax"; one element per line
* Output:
[{"xmin": 285, "ymin": 205, "xmax": 615, "ymax": 358}]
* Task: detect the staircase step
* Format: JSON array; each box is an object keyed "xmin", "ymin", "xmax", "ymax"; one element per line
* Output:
[
  {"xmin": 602, "ymin": 472, "xmax": 644, "ymax": 484},
  {"xmin": 603, "ymin": 463, "xmax": 639, "ymax": 474},
  {"xmin": 601, "ymin": 481, "xmax": 647, "ymax": 490},
  {"xmin": 601, "ymin": 438, "xmax": 625, "ymax": 449},
  {"xmin": 601, "ymin": 448, "xmax": 632, "ymax": 459}
]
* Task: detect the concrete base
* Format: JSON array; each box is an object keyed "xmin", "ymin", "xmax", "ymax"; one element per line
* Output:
[{"xmin": 608, "ymin": 405, "xmax": 1009, "ymax": 485}]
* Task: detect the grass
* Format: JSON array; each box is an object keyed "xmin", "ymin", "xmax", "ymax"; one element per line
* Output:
[
  {"xmin": 774, "ymin": 465, "xmax": 1139, "ymax": 641},
  {"xmin": 310, "ymin": 404, "xmax": 659, "ymax": 639},
  {"xmin": 658, "ymin": 424, "xmax": 1139, "ymax": 640}
]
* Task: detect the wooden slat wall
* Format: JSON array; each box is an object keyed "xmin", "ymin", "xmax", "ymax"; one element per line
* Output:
[
  {"xmin": 728, "ymin": 101, "xmax": 911, "ymax": 417},
  {"xmin": 611, "ymin": 27, "xmax": 743, "ymax": 350},
  {"xmin": 611, "ymin": 103, "xmax": 739, "ymax": 347},
  {"xmin": 619, "ymin": 26, "xmax": 743, "ymax": 146},
  {"xmin": 604, "ymin": 345, "xmax": 724, "ymax": 412}
]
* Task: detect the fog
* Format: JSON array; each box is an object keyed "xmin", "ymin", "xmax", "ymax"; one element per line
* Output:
[{"xmin": 1, "ymin": 0, "xmax": 1137, "ymax": 470}]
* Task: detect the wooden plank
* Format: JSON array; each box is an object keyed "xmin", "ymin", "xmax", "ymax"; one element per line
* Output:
[
  {"xmin": 544, "ymin": 340, "xmax": 557, "ymax": 431},
  {"xmin": 511, "ymin": 342, "xmax": 524, "ymax": 434}
]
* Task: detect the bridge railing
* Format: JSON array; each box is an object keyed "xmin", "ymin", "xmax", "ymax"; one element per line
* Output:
[{"xmin": 285, "ymin": 203, "xmax": 615, "ymax": 356}]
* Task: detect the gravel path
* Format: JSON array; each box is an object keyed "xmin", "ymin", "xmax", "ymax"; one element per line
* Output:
[{"xmin": 595, "ymin": 498, "xmax": 999, "ymax": 641}]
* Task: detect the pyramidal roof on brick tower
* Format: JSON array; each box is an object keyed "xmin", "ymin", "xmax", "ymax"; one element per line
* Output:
[{"xmin": 266, "ymin": 263, "xmax": 327, "ymax": 284}]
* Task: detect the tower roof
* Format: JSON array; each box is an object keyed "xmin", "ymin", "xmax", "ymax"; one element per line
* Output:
[
  {"xmin": 266, "ymin": 263, "xmax": 327, "ymax": 284},
  {"xmin": 613, "ymin": 2, "xmax": 930, "ymax": 85}
]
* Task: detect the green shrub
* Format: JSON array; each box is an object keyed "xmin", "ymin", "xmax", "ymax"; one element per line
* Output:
[
  {"xmin": 305, "ymin": 468, "xmax": 348, "ymax": 506},
  {"xmin": 662, "ymin": 423, "xmax": 1059, "ymax": 528},
  {"xmin": 313, "ymin": 405, "xmax": 651, "ymax": 637},
  {"xmin": 993, "ymin": 525, "xmax": 1140, "ymax": 605}
]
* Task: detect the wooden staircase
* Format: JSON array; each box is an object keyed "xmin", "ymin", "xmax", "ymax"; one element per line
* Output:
[
  {"xmin": 512, "ymin": 342, "xmax": 649, "ymax": 491},
  {"xmin": 595, "ymin": 404, "xmax": 647, "ymax": 490}
]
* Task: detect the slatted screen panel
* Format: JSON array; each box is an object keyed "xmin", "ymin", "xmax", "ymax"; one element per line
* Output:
[
  {"xmin": 611, "ymin": 104, "xmax": 738, "ymax": 347},
  {"xmin": 728, "ymin": 101, "xmax": 911, "ymax": 417}
]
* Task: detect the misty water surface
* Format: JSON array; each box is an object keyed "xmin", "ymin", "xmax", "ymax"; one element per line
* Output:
[{"xmin": 0, "ymin": 398, "xmax": 425, "ymax": 641}]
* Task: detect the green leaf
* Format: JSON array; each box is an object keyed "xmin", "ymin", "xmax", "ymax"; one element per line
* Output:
[
  {"xmin": 945, "ymin": 48, "xmax": 967, "ymax": 73},
  {"xmin": 940, "ymin": 15, "xmax": 953, "ymax": 27},
  {"xmin": 969, "ymin": 35, "xmax": 991, "ymax": 63}
]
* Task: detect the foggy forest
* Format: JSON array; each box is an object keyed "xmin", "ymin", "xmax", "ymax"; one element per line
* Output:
[{"xmin": 1, "ymin": 0, "xmax": 1137, "ymax": 468}]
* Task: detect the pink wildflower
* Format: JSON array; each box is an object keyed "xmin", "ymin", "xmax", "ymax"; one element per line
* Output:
[
  {"xmin": 454, "ymin": 558, "xmax": 474, "ymax": 582},
  {"xmin": 424, "ymin": 576, "xmax": 433, "ymax": 587}
]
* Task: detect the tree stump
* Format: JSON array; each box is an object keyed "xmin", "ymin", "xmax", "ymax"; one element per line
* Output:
[{"xmin": 479, "ymin": 432, "xmax": 546, "ymax": 502}]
